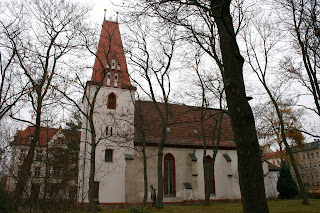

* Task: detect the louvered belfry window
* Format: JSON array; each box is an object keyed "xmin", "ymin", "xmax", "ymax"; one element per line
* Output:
[{"xmin": 164, "ymin": 153, "xmax": 175, "ymax": 196}]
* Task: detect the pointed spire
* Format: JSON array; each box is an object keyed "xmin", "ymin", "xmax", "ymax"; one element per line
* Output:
[
  {"xmin": 104, "ymin": 9, "xmax": 107, "ymax": 21},
  {"xmin": 116, "ymin": 11, "xmax": 119, "ymax": 23},
  {"xmin": 90, "ymin": 20, "xmax": 132, "ymax": 89}
]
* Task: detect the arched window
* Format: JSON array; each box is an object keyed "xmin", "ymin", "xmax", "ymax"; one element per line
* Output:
[
  {"xmin": 114, "ymin": 73, "xmax": 118, "ymax": 87},
  {"xmin": 107, "ymin": 93, "xmax": 116, "ymax": 109},
  {"xmin": 164, "ymin": 153, "xmax": 175, "ymax": 196},
  {"xmin": 205, "ymin": 155, "xmax": 215, "ymax": 195},
  {"xmin": 111, "ymin": 59, "xmax": 116, "ymax": 69},
  {"xmin": 107, "ymin": 73, "xmax": 111, "ymax": 86}
]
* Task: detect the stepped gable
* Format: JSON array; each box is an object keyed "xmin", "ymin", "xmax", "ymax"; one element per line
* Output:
[
  {"xmin": 134, "ymin": 101, "xmax": 236, "ymax": 148},
  {"xmin": 90, "ymin": 20, "xmax": 131, "ymax": 89}
]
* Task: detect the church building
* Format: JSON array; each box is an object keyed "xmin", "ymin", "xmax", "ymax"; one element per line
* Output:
[{"xmin": 77, "ymin": 19, "xmax": 278, "ymax": 206}]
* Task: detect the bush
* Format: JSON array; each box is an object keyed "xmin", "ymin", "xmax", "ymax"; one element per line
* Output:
[
  {"xmin": 277, "ymin": 161, "xmax": 299, "ymax": 199},
  {"xmin": 0, "ymin": 184, "xmax": 10, "ymax": 213},
  {"xmin": 127, "ymin": 207, "xmax": 150, "ymax": 213}
]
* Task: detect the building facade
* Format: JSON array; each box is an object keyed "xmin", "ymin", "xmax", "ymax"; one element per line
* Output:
[
  {"xmin": 293, "ymin": 140, "xmax": 320, "ymax": 187},
  {"xmin": 6, "ymin": 126, "xmax": 79, "ymax": 203},
  {"xmin": 77, "ymin": 20, "xmax": 279, "ymax": 206}
]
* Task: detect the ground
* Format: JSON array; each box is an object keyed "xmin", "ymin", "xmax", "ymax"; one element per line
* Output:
[{"xmin": 105, "ymin": 199, "xmax": 320, "ymax": 213}]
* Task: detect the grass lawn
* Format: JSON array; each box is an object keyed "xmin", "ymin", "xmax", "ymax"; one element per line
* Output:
[{"xmin": 105, "ymin": 199, "xmax": 320, "ymax": 213}]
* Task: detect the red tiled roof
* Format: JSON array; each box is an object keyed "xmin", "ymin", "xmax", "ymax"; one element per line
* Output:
[
  {"xmin": 90, "ymin": 20, "xmax": 131, "ymax": 89},
  {"xmin": 11, "ymin": 126, "xmax": 58, "ymax": 146},
  {"xmin": 263, "ymin": 150, "xmax": 284, "ymax": 160},
  {"xmin": 134, "ymin": 101, "xmax": 235, "ymax": 148},
  {"xmin": 11, "ymin": 126, "xmax": 80, "ymax": 147}
]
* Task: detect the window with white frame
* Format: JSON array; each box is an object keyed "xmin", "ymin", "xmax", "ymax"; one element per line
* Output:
[
  {"xmin": 114, "ymin": 73, "xmax": 118, "ymax": 87},
  {"xmin": 107, "ymin": 73, "xmax": 111, "ymax": 86},
  {"xmin": 111, "ymin": 59, "xmax": 116, "ymax": 69}
]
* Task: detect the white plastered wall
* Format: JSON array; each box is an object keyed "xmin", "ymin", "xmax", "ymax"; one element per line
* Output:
[
  {"xmin": 124, "ymin": 146, "xmax": 241, "ymax": 203},
  {"xmin": 78, "ymin": 84, "xmax": 135, "ymax": 203}
]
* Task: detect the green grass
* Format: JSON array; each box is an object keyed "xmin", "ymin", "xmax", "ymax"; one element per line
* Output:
[{"xmin": 105, "ymin": 199, "xmax": 320, "ymax": 213}]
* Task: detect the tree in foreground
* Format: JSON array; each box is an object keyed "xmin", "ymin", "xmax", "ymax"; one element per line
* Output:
[
  {"xmin": 129, "ymin": 1, "xmax": 269, "ymax": 212},
  {"xmin": 125, "ymin": 18, "xmax": 178, "ymax": 208},
  {"xmin": 277, "ymin": 161, "xmax": 299, "ymax": 199},
  {"xmin": 1, "ymin": 0, "xmax": 90, "ymax": 209}
]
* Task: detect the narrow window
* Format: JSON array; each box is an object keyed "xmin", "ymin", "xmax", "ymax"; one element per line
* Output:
[
  {"xmin": 28, "ymin": 135, "xmax": 34, "ymax": 143},
  {"xmin": 305, "ymin": 164, "xmax": 307, "ymax": 168},
  {"xmin": 314, "ymin": 163, "xmax": 317, "ymax": 168},
  {"xmin": 110, "ymin": 127, "xmax": 113, "ymax": 136},
  {"xmin": 34, "ymin": 167, "xmax": 41, "ymax": 177},
  {"xmin": 107, "ymin": 73, "xmax": 111, "ymax": 86},
  {"xmin": 164, "ymin": 153, "xmax": 175, "ymax": 196},
  {"xmin": 117, "ymin": 64, "xmax": 120, "ymax": 70},
  {"xmin": 105, "ymin": 149, "xmax": 113, "ymax": 162},
  {"xmin": 317, "ymin": 152, "xmax": 319, "ymax": 157},
  {"xmin": 205, "ymin": 155, "xmax": 215, "ymax": 195},
  {"xmin": 111, "ymin": 59, "xmax": 116, "ymax": 69},
  {"xmin": 107, "ymin": 93, "xmax": 116, "ymax": 109},
  {"xmin": 106, "ymin": 126, "xmax": 108, "ymax": 136},
  {"xmin": 114, "ymin": 73, "xmax": 118, "ymax": 87},
  {"xmin": 311, "ymin": 153, "xmax": 314, "ymax": 159}
]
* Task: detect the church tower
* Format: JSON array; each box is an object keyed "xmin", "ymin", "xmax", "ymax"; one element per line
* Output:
[{"xmin": 78, "ymin": 19, "xmax": 135, "ymax": 204}]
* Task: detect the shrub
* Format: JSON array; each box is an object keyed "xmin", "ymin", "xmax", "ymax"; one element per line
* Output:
[
  {"xmin": 277, "ymin": 161, "xmax": 299, "ymax": 199},
  {"xmin": 127, "ymin": 207, "xmax": 150, "ymax": 213},
  {"xmin": 0, "ymin": 184, "xmax": 10, "ymax": 213}
]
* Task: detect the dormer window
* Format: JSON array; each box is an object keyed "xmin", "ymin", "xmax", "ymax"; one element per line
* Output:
[
  {"xmin": 107, "ymin": 73, "xmax": 111, "ymax": 86},
  {"xmin": 111, "ymin": 59, "xmax": 116, "ymax": 69},
  {"xmin": 114, "ymin": 73, "xmax": 118, "ymax": 87}
]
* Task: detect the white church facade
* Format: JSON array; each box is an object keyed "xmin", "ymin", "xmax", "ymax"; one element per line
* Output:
[{"xmin": 77, "ymin": 20, "xmax": 279, "ymax": 206}]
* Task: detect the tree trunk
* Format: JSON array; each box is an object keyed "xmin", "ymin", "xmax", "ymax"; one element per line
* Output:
[
  {"xmin": 13, "ymin": 97, "xmax": 43, "ymax": 209},
  {"xmin": 88, "ymin": 120, "xmax": 98, "ymax": 213},
  {"xmin": 264, "ymin": 84, "xmax": 309, "ymax": 204},
  {"xmin": 155, "ymin": 132, "xmax": 165, "ymax": 209},
  {"xmin": 211, "ymin": 1, "xmax": 269, "ymax": 212},
  {"xmin": 142, "ymin": 144, "xmax": 148, "ymax": 207}
]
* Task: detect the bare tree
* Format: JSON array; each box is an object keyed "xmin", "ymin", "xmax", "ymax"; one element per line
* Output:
[
  {"xmin": 1, "ymin": 0, "xmax": 90, "ymax": 208},
  {"xmin": 243, "ymin": 15, "xmax": 309, "ymax": 204},
  {"xmin": 126, "ymin": 1, "xmax": 269, "ymax": 212},
  {"xmin": 188, "ymin": 49, "xmax": 225, "ymax": 205},
  {"xmin": 0, "ymin": 15, "xmax": 26, "ymax": 121},
  {"xmin": 275, "ymin": 0, "xmax": 320, "ymax": 116},
  {"xmin": 125, "ymin": 18, "xmax": 178, "ymax": 208}
]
